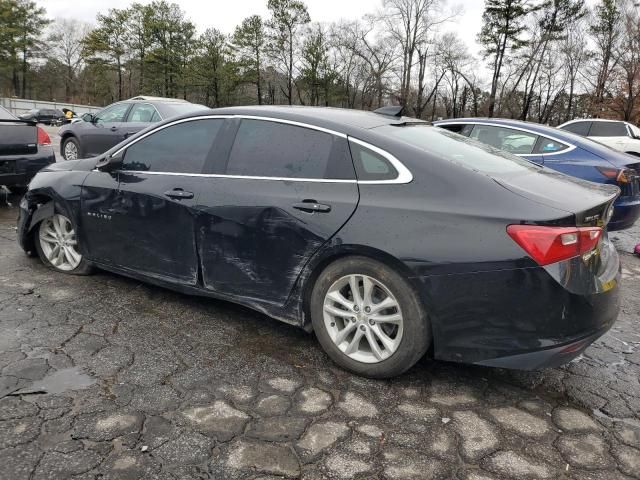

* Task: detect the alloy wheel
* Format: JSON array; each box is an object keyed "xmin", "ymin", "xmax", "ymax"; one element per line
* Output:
[
  {"xmin": 64, "ymin": 141, "xmax": 78, "ymax": 160},
  {"xmin": 38, "ymin": 214, "xmax": 82, "ymax": 271},
  {"xmin": 323, "ymin": 274, "xmax": 403, "ymax": 363}
]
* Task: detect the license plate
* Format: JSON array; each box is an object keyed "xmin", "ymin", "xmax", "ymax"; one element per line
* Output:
[{"xmin": 0, "ymin": 160, "xmax": 16, "ymax": 174}]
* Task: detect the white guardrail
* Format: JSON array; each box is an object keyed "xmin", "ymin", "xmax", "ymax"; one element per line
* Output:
[{"xmin": 0, "ymin": 97, "xmax": 102, "ymax": 116}]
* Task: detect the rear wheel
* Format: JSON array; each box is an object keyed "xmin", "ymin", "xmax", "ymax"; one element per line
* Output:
[
  {"xmin": 35, "ymin": 213, "xmax": 92, "ymax": 275},
  {"xmin": 62, "ymin": 137, "xmax": 80, "ymax": 160},
  {"xmin": 310, "ymin": 256, "xmax": 431, "ymax": 378}
]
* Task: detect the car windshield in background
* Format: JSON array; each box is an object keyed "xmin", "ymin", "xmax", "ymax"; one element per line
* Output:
[{"xmin": 377, "ymin": 124, "xmax": 539, "ymax": 174}]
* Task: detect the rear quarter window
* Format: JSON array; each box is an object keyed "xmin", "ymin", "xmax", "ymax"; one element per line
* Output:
[{"xmin": 349, "ymin": 140, "xmax": 398, "ymax": 180}]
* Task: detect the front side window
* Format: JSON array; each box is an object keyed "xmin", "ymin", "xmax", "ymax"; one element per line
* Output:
[
  {"xmin": 95, "ymin": 103, "xmax": 130, "ymax": 124},
  {"xmin": 470, "ymin": 125, "xmax": 538, "ymax": 154},
  {"xmin": 589, "ymin": 121, "xmax": 628, "ymax": 137},
  {"xmin": 225, "ymin": 119, "xmax": 337, "ymax": 179},
  {"xmin": 533, "ymin": 136, "xmax": 569, "ymax": 154},
  {"xmin": 121, "ymin": 119, "xmax": 223, "ymax": 173}
]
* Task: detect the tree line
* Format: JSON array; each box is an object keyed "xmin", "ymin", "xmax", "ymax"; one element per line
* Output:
[{"xmin": 1, "ymin": 0, "xmax": 639, "ymax": 125}]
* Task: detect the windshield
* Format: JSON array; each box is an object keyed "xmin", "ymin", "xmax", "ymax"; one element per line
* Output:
[
  {"xmin": 629, "ymin": 123, "xmax": 640, "ymax": 139},
  {"xmin": 376, "ymin": 124, "xmax": 540, "ymax": 174}
]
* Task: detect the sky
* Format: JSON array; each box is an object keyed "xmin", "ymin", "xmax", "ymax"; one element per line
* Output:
[
  {"xmin": 36, "ymin": 0, "xmax": 599, "ymax": 67},
  {"xmin": 37, "ymin": 0, "xmax": 486, "ymax": 53}
]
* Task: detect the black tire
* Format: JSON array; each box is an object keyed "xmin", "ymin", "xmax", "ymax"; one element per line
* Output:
[
  {"xmin": 310, "ymin": 256, "xmax": 431, "ymax": 378},
  {"xmin": 61, "ymin": 136, "xmax": 81, "ymax": 160},
  {"xmin": 34, "ymin": 212, "xmax": 93, "ymax": 275}
]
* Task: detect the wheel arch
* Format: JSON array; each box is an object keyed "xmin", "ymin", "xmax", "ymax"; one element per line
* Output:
[{"xmin": 292, "ymin": 244, "xmax": 430, "ymax": 332}]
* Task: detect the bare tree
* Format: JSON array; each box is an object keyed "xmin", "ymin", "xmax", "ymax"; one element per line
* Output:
[{"xmin": 48, "ymin": 18, "xmax": 92, "ymax": 101}]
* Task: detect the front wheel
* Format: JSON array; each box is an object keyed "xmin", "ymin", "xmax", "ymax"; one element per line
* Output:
[
  {"xmin": 62, "ymin": 137, "xmax": 81, "ymax": 160},
  {"xmin": 35, "ymin": 213, "xmax": 92, "ymax": 275},
  {"xmin": 310, "ymin": 256, "xmax": 431, "ymax": 378}
]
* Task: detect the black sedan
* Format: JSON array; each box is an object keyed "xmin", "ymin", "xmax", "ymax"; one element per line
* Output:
[
  {"xmin": 0, "ymin": 106, "xmax": 55, "ymax": 192},
  {"xmin": 18, "ymin": 108, "xmax": 65, "ymax": 125},
  {"xmin": 58, "ymin": 96, "xmax": 208, "ymax": 161},
  {"xmin": 17, "ymin": 106, "xmax": 620, "ymax": 378}
]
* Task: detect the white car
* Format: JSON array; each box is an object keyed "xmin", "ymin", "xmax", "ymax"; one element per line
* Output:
[{"xmin": 558, "ymin": 119, "xmax": 640, "ymax": 157}]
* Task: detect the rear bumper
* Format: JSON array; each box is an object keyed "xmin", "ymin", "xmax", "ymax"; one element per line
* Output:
[
  {"xmin": 417, "ymin": 239, "xmax": 620, "ymax": 370},
  {"xmin": 474, "ymin": 326, "xmax": 611, "ymax": 369},
  {"xmin": 0, "ymin": 147, "xmax": 55, "ymax": 187},
  {"xmin": 609, "ymin": 196, "xmax": 640, "ymax": 230}
]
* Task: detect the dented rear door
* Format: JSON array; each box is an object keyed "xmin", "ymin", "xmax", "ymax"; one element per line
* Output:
[{"xmin": 195, "ymin": 117, "xmax": 359, "ymax": 306}]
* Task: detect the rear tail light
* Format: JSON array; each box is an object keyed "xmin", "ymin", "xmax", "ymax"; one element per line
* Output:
[
  {"xmin": 37, "ymin": 127, "xmax": 51, "ymax": 146},
  {"xmin": 507, "ymin": 225, "xmax": 602, "ymax": 266},
  {"xmin": 597, "ymin": 166, "xmax": 634, "ymax": 184}
]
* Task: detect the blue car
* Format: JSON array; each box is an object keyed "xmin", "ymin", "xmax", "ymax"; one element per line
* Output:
[{"xmin": 434, "ymin": 118, "xmax": 640, "ymax": 231}]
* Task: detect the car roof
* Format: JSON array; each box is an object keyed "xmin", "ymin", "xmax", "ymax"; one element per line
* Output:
[
  {"xmin": 194, "ymin": 105, "xmax": 429, "ymax": 131},
  {"xmin": 127, "ymin": 96, "xmax": 190, "ymax": 103},
  {"xmin": 561, "ymin": 118, "xmax": 625, "ymax": 125}
]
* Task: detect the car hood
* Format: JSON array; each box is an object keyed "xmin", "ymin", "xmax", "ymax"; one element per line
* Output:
[{"xmin": 43, "ymin": 158, "xmax": 98, "ymax": 172}]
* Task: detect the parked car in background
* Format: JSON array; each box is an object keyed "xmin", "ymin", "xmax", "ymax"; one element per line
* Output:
[
  {"xmin": 435, "ymin": 118, "xmax": 640, "ymax": 231},
  {"xmin": 18, "ymin": 108, "xmax": 65, "ymax": 125},
  {"xmin": 58, "ymin": 96, "xmax": 209, "ymax": 161},
  {"xmin": 18, "ymin": 106, "xmax": 620, "ymax": 377},
  {"xmin": 558, "ymin": 119, "xmax": 640, "ymax": 156},
  {"xmin": 0, "ymin": 106, "xmax": 55, "ymax": 193}
]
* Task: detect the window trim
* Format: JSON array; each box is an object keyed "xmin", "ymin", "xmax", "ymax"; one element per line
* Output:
[
  {"xmin": 436, "ymin": 121, "xmax": 575, "ymax": 157},
  {"xmin": 126, "ymin": 102, "xmax": 162, "ymax": 123},
  {"xmin": 111, "ymin": 114, "xmax": 413, "ymax": 184}
]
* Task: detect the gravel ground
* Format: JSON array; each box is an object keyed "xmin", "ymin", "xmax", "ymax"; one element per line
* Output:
[{"xmin": 1, "ymin": 139, "xmax": 640, "ymax": 479}]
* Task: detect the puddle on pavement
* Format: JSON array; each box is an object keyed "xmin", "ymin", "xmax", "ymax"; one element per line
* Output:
[{"xmin": 13, "ymin": 366, "xmax": 95, "ymax": 395}]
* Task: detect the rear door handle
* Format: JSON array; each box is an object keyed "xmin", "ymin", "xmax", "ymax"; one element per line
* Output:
[
  {"xmin": 292, "ymin": 200, "xmax": 331, "ymax": 213},
  {"xmin": 164, "ymin": 188, "xmax": 194, "ymax": 200}
]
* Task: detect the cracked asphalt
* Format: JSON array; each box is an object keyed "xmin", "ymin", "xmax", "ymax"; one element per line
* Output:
[{"xmin": 1, "ymin": 183, "xmax": 640, "ymax": 479}]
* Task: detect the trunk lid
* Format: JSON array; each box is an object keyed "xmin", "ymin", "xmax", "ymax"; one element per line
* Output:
[
  {"xmin": 0, "ymin": 121, "xmax": 37, "ymax": 156},
  {"xmin": 492, "ymin": 167, "xmax": 619, "ymax": 228}
]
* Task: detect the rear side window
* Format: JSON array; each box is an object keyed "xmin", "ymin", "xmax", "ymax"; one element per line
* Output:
[
  {"xmin": 226, "ymin": 119, "xmax": 341, "ymax": 179},
  {"xmin": 349, "ymin": 140, "xmax": 398, "ymax": 180},
  {"xmin": 121, "ymin": 119, "xmax": 223, "ymax": 173},
  {"xmin": 589, "ymin": 122, "xmax": 627, "ymax": 137},
  {"xmin": 533, "ymin": 136, "xmax": 569, "ymax": 154},
  {"xmin": 127, "ymin": 103, "xmax": 159, "ymax": 123}
]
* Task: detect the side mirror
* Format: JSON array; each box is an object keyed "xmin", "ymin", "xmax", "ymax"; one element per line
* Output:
[
  {"xmin": 96, "ymin": 154, "xmax": 122, "ymax": 172},
  {"xmin": 82, "ymin": 113, "xmax": 95, "ymax": 123}
]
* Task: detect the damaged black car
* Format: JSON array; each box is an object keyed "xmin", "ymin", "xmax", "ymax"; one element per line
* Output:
[{"xmin": 17, "ymin": 106, "xmax": 621, "ymax": 378}]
